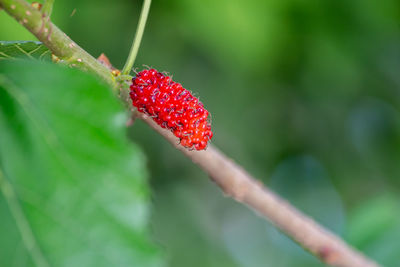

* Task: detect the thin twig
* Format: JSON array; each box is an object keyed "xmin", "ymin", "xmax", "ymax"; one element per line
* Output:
[
  {"xmin": 0, "ymin": 0, "xmax": 380, "ymax": 266},
  {"xmin": 0, "ymin": 0, "xmax": 113, "ymax": 86},
  {"xmin": 138, "ymin": 113, "xmax": 379, "ymax": 267}
]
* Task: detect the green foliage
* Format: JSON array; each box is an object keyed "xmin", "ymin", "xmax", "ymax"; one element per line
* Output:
[
  {"xmin": 0, "ymin": 41, "xmax": 51, "ymax": 61},
  {"xmin": 346, "ymin": 194, "xmax": 400, "ymax": 266},
  {"xmin": 346, "ymin": 194, "xmax": 399, "ymax": 248},
  {"xmin": 0, "ymin": 11, "xmax": 36, "ymax": 40},
  {"xmin": 128, "ymin": 0, "xmax": 400, "ymax": 266},
  {"xmin": 0, "ymin": 61, "xmax": 163, "ymax": 267},
  {"xmin": 151, "ymin": 156, "xmax": 343, "ymax": 267},
  {"xmin": 1, "ymin": 0, "xmax": 400, "ymax": 266}
]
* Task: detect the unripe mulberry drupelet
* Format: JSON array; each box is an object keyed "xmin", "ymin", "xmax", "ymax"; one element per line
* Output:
[{"xmin": 130, "ymin": 69, "xmax": 213, "ymax": 150}]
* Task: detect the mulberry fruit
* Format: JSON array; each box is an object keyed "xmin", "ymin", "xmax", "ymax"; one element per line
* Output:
[{"xmin": 130, "ymin": 69, "xmax": 213, "ymax": 150}]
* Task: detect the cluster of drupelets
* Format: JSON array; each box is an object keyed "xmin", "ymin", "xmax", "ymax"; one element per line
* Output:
[{"xmin": 130, "ymin": 69, "xmax": 213, "ymax": 150}]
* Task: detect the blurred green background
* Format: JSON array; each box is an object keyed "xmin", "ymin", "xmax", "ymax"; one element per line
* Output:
[{"xmin": 1, "ymin": 0, "xmax": 400, "ymax": 266}]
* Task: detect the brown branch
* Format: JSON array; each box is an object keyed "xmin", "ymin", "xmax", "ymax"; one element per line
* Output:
[
  {"xmin": 1, "ymin": 0, "xmax": 380, "ymax": 266},
  {"xmin": 138, "ymin": 113, "xmax": 379, "ymax": 267}
]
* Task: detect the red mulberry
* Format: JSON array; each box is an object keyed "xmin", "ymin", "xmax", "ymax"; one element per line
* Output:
[{"xmin": 130, "ymin": 69, "xmax": 213, "ymax": 150}]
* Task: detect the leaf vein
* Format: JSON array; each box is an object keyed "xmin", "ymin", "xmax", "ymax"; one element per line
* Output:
[{"xmin": 0, "ymin": 169, "xmax": 50, "ymax": 267}]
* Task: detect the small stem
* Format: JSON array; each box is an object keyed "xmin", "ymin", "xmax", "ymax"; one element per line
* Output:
[
  {"xmin": 121, "ymin": 0, "xmax": 151, "ymax": 75},
  {"xmin": 41, "ymin": 0, "xmax": 54, "ymax": 17},
  {"xmin": 0, "ymin": 1, "xmax": 381, "ymax": 266}
]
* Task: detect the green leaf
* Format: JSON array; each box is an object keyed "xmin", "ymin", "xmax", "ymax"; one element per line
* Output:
[
  {"xmin": 346, "ymin": 194, "xmax": 399, "ymax": 248},
  {"xmin": 0, "ymin": 41, "xmax": 51, "ymax": 61},
  {"xmin": 345, "ymin": 194, "xmax": 400, "ymax": 267},
  {"xmin": 0, "ymin": 60, "xmax": 164, "ymax": 267}
]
